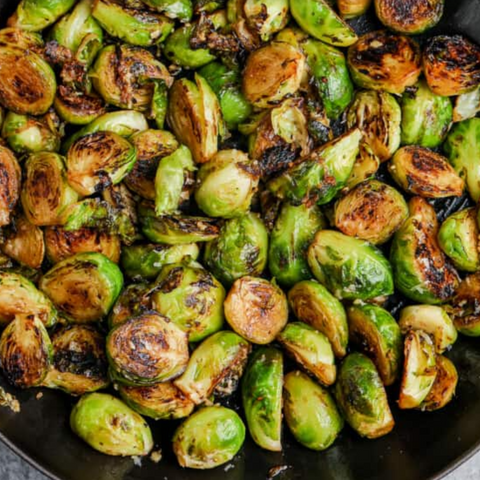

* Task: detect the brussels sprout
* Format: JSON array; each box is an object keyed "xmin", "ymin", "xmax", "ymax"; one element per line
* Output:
[
  {"xmin": 141, "ymin": 0, "xmax": 193, "ymax": 21},
  {"xmin": 241, "ymin": 347, "xmax": 283, "ymax": 451},
  {"xmin": 167, "ymin": 74, "xmax": 222, "ymax": 164},
  {"xmin": 449, "ymin": 273, "xmax": 480, "ymax": 336},
  {"xmin": 423, "ymin": 35, "xmax": 480, "ymax": 97},
  {"xmin": 70, "ymin": 393, "xmax": 154, "ymax": 456},
  {"xmin": 444, "ymin": 118, "xmax": 480, "ymax": 202},
  {"xmin": 173, "ymin": 406, "xmax": 245, "ymax": 469},
  {"xmin": 54, "ymin": 89, "xmax": 106, "ymax": 127},
  {"xmin": 0, "ymin": 27, "xmax": 44, "ymax": 51},
  {"xmin": 267, "ymin": 128, "xmax": 362, "ymax": 205},
  {"xmin": 334, "ymin": 180, "xmax": 408, "ymax": 245},
  {"xmin": 44, "ymin": 325, "xmax": 109, "ymax": 396},
  {"xmin": 0, "ymin": 314, "xmax": 53, "ymax": 388},
  {"xmin": 338, "ymin": 0, "xmax": 372, "ymax": 18},
  {"xmin": 241, "ymin": 0, "xmax": 289, "ymax": 41},
  {"xmin": 400, "ymin": 80, "xmax": 453, "ymax": 148},
  {"xmin": 453, "ymin": 86, "xmax": 480, "ymax": 123},
  {"xmin": 342, "ymin": 141, "xmax": 380, "ymax": 191},
  {"xmin": 40, "ymin": 253, "xmax": 123, "ymax": 323},
  {"xmin": 284, "ymin": 371, "xmax": 343, "ymax": 451},
  {"xmin": 59, "ymin": 199, "xmax": 116, "ymax": 233},
  {"xmin": 399, "ymin": 305, "xmax": 457, "ymax": 354},
  {"xmin": 0, "ymin": 146, "xmax": 21, "ymax": 227},
  {"xmin": 150, "ymin": 261, "xmax": 225, "ymax": 342},
  {"xmin": 347, "ymin": 31, "xmax": 421, "ymax": 94},
  {"xmin": 108, "ymin": 283, "xmax": 152, "ymax": 329},
  {"xmin": 398, "ymin": 330, "xmax": 437, "ymax": 409},
  {"xmin": 174, "ymin": 330, "xmax": 250, "ymax": 404},
  {"xmin": 438, "ymin": 208, "xmax": 479, "ymax": 272},
  {"xmin": 224, "ymin": 277, "xmax": 288, "ymax": 344},
  {"xmin": 308, "ymin": 230, "xmax": 394, "ymax": 301},
  {"xmin": 421, "ymin": 355, "xmax": 458, "ymax": 411},
  {"xmin": 347, "ymin": 304, "xmax": 402, "ymax": 386},
  {"xmin": 195, "ymin": 0, "xmax": 224, "ymax": 13},
  {"xmin": 390, "ymin": 197, "xmax": 459, "ymax": 304},
  {"xmin": 347, "ymin": 90, "xmax": 401, "ymax": 162},
  {"xmin": 204, "ymin": 213, "xmax": 268, "ymax": 287}
]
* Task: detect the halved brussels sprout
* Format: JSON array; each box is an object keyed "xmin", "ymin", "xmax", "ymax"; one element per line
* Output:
[
  {"xmin": 453, "ymin": 86, "xmax": 480, "ymax": 123},
  {"xmin": 347, "ymin": 30, "xmax": 421, "ymax": 94},
  {"xmin": 288, "ymin": 280, "xmax": 348, "ymax": 358},
  {"xmin": 242, "ymin": 0, "xmax": 289, "ymax": 40},
  {"xmin": 224, "ymin": 276, "xmax": 288, "ymax": 344},
  {"xmin": 108, "ymin": 283, "xmax": 152, "ymax": 329},
  {"xmin": 421, "ymin": 355, "xmax": 458, "ymax": 411},
  {"xmin": 0, "ymin": 146, "xmax": 20, "ymax": 227},
  {"xmin": 0, "ymin": 314, "xmax": 53, "ymax": 388},
  {"xmin": 60, "ymin": 199, "xmax": 117, "ymax": 233},
  {"xmin": 242, "ymin": 41, "xmax": 305, "ymax": 109},
  {"xmin": 0, "ymin": 27, "xmax": 44, "ymax": 51},
  {"xmin": 141, "ymin": 0, "xmax": 193, "ymax": 21},
  {"xmin": 389, "ymin": 146, "xmax": 464, "ymax": 198},
  {"xmin": 347, "ymin": 304, "xmax": 402, "ymax": 386},
  {"xmin": 242, "ymin": 347, "xmax": 283, "ymax": 451},
  {"xmin": 173, "ymin": 406, "xmax": 245, "ymax": 469},
  {"xmin": 401, "ymin": 80, "xmax": 453, "ymax": 148},
  {"xmin": 70, "ymin": 393, "xmax": 153, "ymax": 457},
  {"xmin": 423, "ymin": 35, "xmax": 480, "ymax": 96},
  {"xmin": 338, "ymin": 0, "xmax": 372, "ymax": 18},
  {"xmin": 335, "ymin": 353, "xmax": 394, "ymax": 439},
  {"xmin": 399, "ymin": 305, "xmax": 457, "ymax": 354},
  {"xmin": 347, "ymin": 90, "xmax": 401, "ymax": 162},
  {"xmin": 334, "ymin": 179, "xmax": 408, "ymax": 245},
  {"xmin": 284, "ymin": 370, "xmax": 343, "ymax": 451},
  {"xmin": 308, "ymin": 230, "xmax": 394, "ymax": 301},
  {"xmin": 204, "ymin": 213, "xmax": 268, "ymax": 287},
  {"xmin": 44, "ymin": 325, "xmax": 109, "ymax": 396},
  {"xmin": 390, "ymin": 197, "xmax": 459, "ymax": 304},
  {"xmin": 174, "ymin": 330, "xmax": 251, "ymax": 404},
  {"xmin": 54, "ymin": 87, "xmax": 106, "ymax": 127},
  {"xmin": 39, "ymin": 252, "xmax": 123, "ymax": 323},
  {"xmin": 398, "ymin": 330, "xmax": 437, "ymax": 409},
  {"xmin": 449, "ymin": 273, "xmax": 480, "ymax": 336},
  {"xmin": 344, "ymin": 144, "xmax": 381, "ymax": 192},
  {"xmin": 438, "ymin": 207, "xmax": 479, "ymax": 272}
]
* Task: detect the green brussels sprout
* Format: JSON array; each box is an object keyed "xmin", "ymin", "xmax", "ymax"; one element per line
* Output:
[
  {"xmin": 334, "ymin": 179, "xmax": 408, "ymax": 245},
  {"xmin": 308, "ymin": 230, "xmax": 394, "ymax": 301},
  {"xmin": 59, "ymin": 199, "xmax": 116, "ymax": 233},
  {"xmin": 195, "ymin": 149, "xmax": 259, "ymax": 218},
  {"xmin": 389, "ymin": 146, "xmax": 464, "ymax": 198},
  {"xmin": 338, "ymin": 0, "xmax": 372, "ymax": 18},
  {"xmin": 390, "ymin": 197, "xmax": 459, "ymax": 304},
  {"xmin": 150, "ymin": 78, "xmax": 168, "ymax": 130},
  {"xmin": 398, "ymin": 330, "xmax": 437, "ymax": 409},
  {"xmin": 399, "ymin": 305, "xmax": 457, "ymax": 354},
  {"xmin": 70, "ymin": 393, "xmax": 154, "ymax": 456},
  {"xmin": 438, "ymin": 207, "xmax": 479, "ymax": 272},
  {"xmin": 347, "ymin": 30, "xmax": 421, "ymax": 94},
  {"xmin": 267, "ymin": 128, "xmax": 362, "ymax": 205},
  {"xmin": 335, "ymin": 353, "xmax": 394, "ymax": 439},
  {"xmin": 269, "ymin": 203, "xmax": 325, "ymax": 288},
  {"xmin": 444, "ymin": 118, "xmax": 480, "ymax": 202},
  {"xmin": 151, "ymin": 261, "xmax": 225, "ymax": 342},
  {"xmin": 241, "ymin": 347, "xmax": 283, "ymax": 451},
  {"xmin": 0, "ymin": 46, "xmax": 56, "ymax": 115},
  {"xmin": 347, "ymin": 90, "xmax": 401, "ymax": 162},
  {"xmin": 108, "ymin": 283, "xmax": 152, "ymax": 329},
  {"xmin": 423, "ymin": 35, "xmax": 480, "ymax": 97},
  {"xmin": 284, "ymin": 370, "xmax": 343, "ymax": 451},
  {"xmin": 277, "ymin": 322, "xmax": 336, "ymax": 386},
  {"xmin": 107, "ymin": 312, "xmax": 189, "ymax": 385},
  {"xmin": 204, "ymin": 212, "xmax": 269, "ymax": 287},
  {"xmin": 242, "ymin": 0, "xmax": 289, "ymax": 41},
  {"xmin": 174, "ymin": 330, "xmax": 251, "ymax": 404},
  {"xmin": 0, "ymin": 27, "xmax": 44, "ymax": 50},
  {"xmin": 195, "ymin": 0, "xmax": 224, "ymax": 13},
  {"xmin": 0, "ymin": 145, "xmax": 21, "ymax": 227},
  {"xmin": 400, "ymin": 80, "xmax": 452, "ymax": 148},
  {"xmin": 344, "ymin": 144, "xmax": 381, "ymax": 192},
  {"xmin": 43, "ymin": 325, "xmax": 109, "ymax": 396},
  {"xmin": 421, "ymin": 355, "xmax": 458, "ymax": 411},
  {"xmin": 119, "ymin": 381, "xmax": 194, "ymax": 420},
  {"xmin": 39, "ymin": 253, "xmax": 123, "ymax": 324},
  {"xmin": 288, "ymin": 280, "xmax": 348, "ymax": 358},
  {"xmin": 141, "ymin": 0, "xmax": 193, "ymax": 21},
  {"xmin": 0, "ymin": 314, "xmax": 53, "ymax": 388},
  {"xmin": 55, "ymin": 88, "xmax": 106, "ymax": 127},
  {"xmin": 449, "ymin": 273, "xmax": 480, "ymax": 336},
  {"xmin": 224, "ymin": 277, "xmax": 288, "ymax": 344},
  {"xmin": 347, "ymin": 304, "xmax": 402, "ymax": 386},
  {"xmin": 173, "ymin": 406, "xmax": 245, "ymax": 469},
  {"xmin": 453, "ymin": 86, "xmax": 480, "ymax": 123}
]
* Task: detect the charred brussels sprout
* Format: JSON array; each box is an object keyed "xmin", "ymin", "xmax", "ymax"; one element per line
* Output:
[
  {"xmin": 242, "ymin": 347, "xmax": 283, "ymax": 451},
  {"xmin": 347, "ymin": 31, "xmax": 421, "ymax": 94},
  {"xmin": 284, "ymin": 370, "xmax": 343, "ymax": 451},
  {"xmin": 173, "ymin": 406, "xmax": 245, "ymax": 469},
  {"xmin": 54, "ymin": 87, "xmax": 106, "ymax": 127},
  {"xmin": 108, "ymin": 283, "xmax": 152, "ymax": 329},
  {"xmin": 243, "ymin": 0, "xmax": 289, "ymax": 40},
  {"xmin": 0, "ymin": 27, "xmax": 44, "ymax": 50},
  {"xmin": 204, "ymin": 213, "xmax": 268, "ymax": 287},
  {"xmin": 338, "ymin": 0, "xmax": 372, "ymax": 18},
  {"xmin": 344, "ymin": 144, "xmax": 381, "ymax": 192},
  {"xmin": 70, "ymin": 393, "xmax": 153, "ymax": 456},
  {"xmin": 421, "ymin": 355, "xmax": 458, "ymax": 411},
  {"xmin": 334, "ymin": 180, "xmax": 408, "ymax": 245},
  {"xmin": 39, "ymin": 253, "xmax": 123, "ymax": 323},
  {"xmin": 0, "ymin": 146, "xmax": 20, "ymax": 227},
  {"xmin": 449, "ymin": 273, "xmax": 480, "ymax": 336},
  {"xmin": 390, "ymin": 197, "xmax": 459, "ymax": 304},
  {"xmin": 141, "ymin": 0, "xmax": 193, "ymax": 21}
]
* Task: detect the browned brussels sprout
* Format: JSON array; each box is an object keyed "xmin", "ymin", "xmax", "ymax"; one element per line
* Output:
[
  {"xmin": 108, "ymin": 283, "xmax": 152, "ymax": 329},
  {"xmin": 242, "ymin": 0, "xmax": 289, "ymax": 41},
  {"xmin": 0, "ymin": 27, "xmax": 44, "ymax": 51},
  {"xmin": 0, "ymin": 145, "xmax": 21, "ymax": 227},
  {"xmin": 338, "ymin": 0, "xmax": 372, "ymax": 18},
  {"xmin": 449, "ymin": 273, "xmax": 480, "ymax": 336},
  {"xmin": 54, "ymin": 87, "xmax": 106, "ymax": 126},
  {"xmin": 343, "ymin": 144, "xmax": 380, "ymax": 192},
  {"xmin": 421, "ymin": 355, "xmax": 458, "ymax": 411}
]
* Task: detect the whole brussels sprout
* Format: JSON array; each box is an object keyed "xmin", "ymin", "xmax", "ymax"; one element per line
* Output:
[
  {"xmin": 108, "ymin": 283, "xmax": 152, "ymax": 329},
  {"xmin": 39, "ymin": 252, "xmax": 123, "ymax": 324},
  {"xmin": 70, "ymin": 393, "xmax": 154, "ymax": 456},
  {"xmin": 421, "ymin": 355, "xmax": 458, "ymax": 411},
  {"xmin": 453, "ymin": 86, "xmax": 480, "ymax": 123},
  {"xmin": 338, "ymin": 0, "xmax": 372, "ymax": 18},
  {"xmin": 204, "ymin": 212, "xmax": 268, "ymax": 287},
  {"xmin": 0, "ymin": 146, "xmax": 20, "ymax": 227},
  {"xmin": 335, "ymin": 353, "xmax": 394, "ymax": 439},
  {"xmin": 449, "ymin": 273, "xmax": 480, "ymax": 336},
  {"xmin": 141, "ymin": 0, "xmax": 193, "ymax": 21},
  {"xmin": 242, "ymin": 347, "xmax": 283, "ymax": 451},
  {"xmin": 347, "ymin": 30, "xmax": 421, "ymax": 94},
  {"xmin": 344, "ymin": 144, "xmax": 381, "ymax": 192},
  {"xmin": 173, "ymin": 406, "xmax": 245, "ymax": 469},
  {"xmin": 0, "ymin": 27, "xmax": 44, "ymax": 50},
  {"xmin": 284, "ymin": 371, "xmax": 343, "ymax": 451}
]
